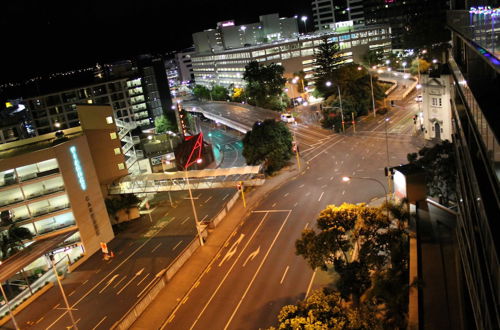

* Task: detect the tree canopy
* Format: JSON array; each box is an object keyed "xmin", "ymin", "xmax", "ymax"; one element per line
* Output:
[
  {"xmin": 192, "ymin": 84, "xmax": 211, "ymax": 101},
  {"xmin": 285, "ymin": 201, "xmax": 411, "ymax": 329},
  {"xmin": 242, "ymin": 119, "xmax": 292, "ymax": 174},
  {"xmin": 407, "ymin": 140, "xmax": 456, "ymax": 205},
  {"xmin": 0, "ymin": 212, "xmax": 33, "ymax": 260},
  {"xmin": 154, "ymin": 114, "xmax": 177, "ymax": 134},
  {"xmin": 243, "ymin": 61, "xmax": 287, "ymax": 110},
  {"xmin": 313, "ymin": 37, "xmax": 343, "ymax": 98}
]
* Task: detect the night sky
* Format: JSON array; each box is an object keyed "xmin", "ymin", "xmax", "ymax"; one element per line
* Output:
[{"xmin": 1, "ymin": 0, "xmax": 311, "ymax": 84}]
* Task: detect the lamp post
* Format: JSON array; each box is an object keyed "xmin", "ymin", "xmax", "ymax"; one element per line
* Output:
[
  {"xmin": 301, "ymin": 16, "xmax": 308, "ymax": 34},
  {"xmin": 326, "ymin": 81, "xmax": 344, "ymax": 133},
  {"xmin": 342, "ymin": 176, "xmax": 389, "ymax": 220},
  {"xmin": 291, "ymin": 77, "xmax": 298, "ymax": 107},
  {"xmin": 402, "ymin": 61, "xmax": 407, "ymax": 74},
  {"xmin": 384, "ymin": 116, "xmax": 392, "ymax": 198},
  {"xmin": 181, "ymin": 158, "xmax": 205, "ymax": 246},
  {"xmin": 0, "ymin": 277, "xmax": 20, "ymax": 330}
]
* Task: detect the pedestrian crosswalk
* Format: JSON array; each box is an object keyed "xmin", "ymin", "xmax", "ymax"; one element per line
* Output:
[{"xmin": 288, "ymin": 123, "xmax": 332, "ymax": 151}]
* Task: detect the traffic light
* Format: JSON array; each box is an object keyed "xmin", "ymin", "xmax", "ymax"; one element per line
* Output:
[
  {"xmin": 292, "ymin": 141, "xmax": 297, "ymax": 153},
  {"xmin": 237, "ymin": 182, "xmax": 243, "ymax": 191},
  {"xmin": 413, "ymin": 115, "xmax": 417, "ymax": 124}
]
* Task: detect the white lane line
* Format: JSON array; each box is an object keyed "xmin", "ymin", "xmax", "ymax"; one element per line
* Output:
[
  {"xmin": 321, "ymin": 185, "xmax": 327, "ymax": 188},
  {"xmin": 280, "ymin": 266, "xmax": 290, "ymax": 284},
  {"xmin": 204, "ymin": 196, "xmax": 213, "ymax": 204},
  {"xmin": 330, "ymin": 177, "xmax": 334, "ymax": 181},
  {"xmin": 294, "ymin": 202, "xmax": 298, "ymax": 207},
  {"xmin": 317, "ymin": 177, "xmax": 323, "ymax": 180},
  {"xmin": 82, "ymin": 279, "xmax": 88, "ymax": 285},
  {"xmin": 99, "ymin": 274, "xmax": 119, "ymax": 294},
  {"xmin": 68, "ymin": 290, "xmax": 75, "ymax": 297},
  {"xmin": 185, "ymin": 212, "xmax": 272, "ymax": 330},
  {"xmin": 272, "ymin": 203, "xmax": 277, "ymax": 208},
  {"xmin": 284, "ymin": 192, "xmax": 289, "ymax": 197},
  {"xmin": 137, "ymin": 273, "xmax": 150, "ymax": 286},
  {"xmin": 113, "ymin": 275, "xmax": 127, "ymax": 289},
  {"xmin": 91, "ymin": 316, "xmax": 107, "ymax": 330},
  {"xmin": 299, "ymin": 184, "xmax": 305, "ymax": 188},
  {"xmin": 304, "ymin": 222, "xmax": 309, "ymax": 230},
  {"xmin": 201, "ymin": 215, "xmax": 208, "ymax": 222},
  {"xmin": 223, "ymin": 211, "xmax": 293, "ymax": 330},
  {"xmin": 305, "ymin": 192, "xmax": 311, "ymax": 196},
  {"xmin": 318, "ymin": 192, "xmax": 324, "ymax": 202},
  {"xmin": 222, "ymin": 193, "xmax": 230, "ymax": 200},
  {"xmin": 172, "ymin": 240, "xmax": 183, "ymax": 251},
  {"xmin": 52, "ymin": 303, "xmax": 60, "ymax": 310},
  {"xmin": 342, "ymin": 190, "xmax": 345, "ymax": 195},
  {"xmin": 305, "ymin": 269, "xmax": 318, "ymax": 299},
  {"xmin": 117, "ymin": 268, "xmax": 144, "ymax": 295},
  {"xmin": 151, "ymin": 242, "xmax": 162, "ymax": 253},
  {"xmin": 181, "ymin": 216, "xmax": 190, "ymax": 224}
]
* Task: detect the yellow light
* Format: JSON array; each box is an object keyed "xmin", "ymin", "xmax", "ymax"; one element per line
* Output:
[{"xmin": 5, "ymin": 102, "xmax": 12, "ymax": 108}]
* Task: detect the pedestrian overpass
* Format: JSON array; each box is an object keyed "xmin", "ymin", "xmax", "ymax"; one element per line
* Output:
[{"xmin": 108, "ymin": 165, "xmax": 265, "ymax": 194}]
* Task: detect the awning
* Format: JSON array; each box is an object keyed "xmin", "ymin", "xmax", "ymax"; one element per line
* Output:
[{"xmin": 0, "ymin": 229, "xmax": 78, "ymax": 283}]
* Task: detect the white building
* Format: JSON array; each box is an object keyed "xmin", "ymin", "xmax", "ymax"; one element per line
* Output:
[
  {"xmin": 175, "ymin": 47, "xmax": 196, "ymax": 83},
  {"xmin": 421, "ymin": 65, "xmax": 452, "ymax": 141},
  {"xmin": 312, "ymin": 0, "xmax": 365, "ymax": 31},
  {"xmin": 191, "ymin": 23, "xmax": 391, "ymax": 89},
  {"xmin": 192, "ymin": 13, "xmax": 299, "ymax": 53}
]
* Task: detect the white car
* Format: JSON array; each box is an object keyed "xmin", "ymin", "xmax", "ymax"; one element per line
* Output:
[
  {"xmin": 280, "ymin": 113, "xmax": 295, "ymax": 123},
  {"xmin": 415, "ymin": 95, "xmax": 423, "ymax": 103}
]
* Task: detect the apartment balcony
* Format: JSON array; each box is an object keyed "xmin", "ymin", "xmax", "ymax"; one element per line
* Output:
[
  {"xmin": 36, "ymin": 220, "xmax": 76, "ymax": 236},
  {"xmin": 18, "ymin": 168, "xmax": 60, "ymax": 183},
  {"xmin": 31, "ymin": 203, "xmax": 71, "ymax": 218},
  {"xmin": 25, "ymin": 185, "xmax": 65, "ymax": 200}
]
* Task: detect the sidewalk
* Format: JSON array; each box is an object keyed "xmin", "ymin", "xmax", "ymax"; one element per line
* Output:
[{"xmin": 130, "ymin": 164, "xmax": 302, "ymax": 329}]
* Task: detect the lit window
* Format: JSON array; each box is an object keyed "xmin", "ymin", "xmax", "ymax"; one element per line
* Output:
[
  {"xmin": 114, "ymin": 148, "xmax": 121, "ymax": 155},
  {"xmin": 118, "ymin": 163, "xmax": 125, "ymax": 170},
  {"xmin": 106, "ymin": 116, "xmax": 113, "ymax": 124},
  {"xmin": 110, "ymin": 132, "xmax": 117, "ymax": 140}
]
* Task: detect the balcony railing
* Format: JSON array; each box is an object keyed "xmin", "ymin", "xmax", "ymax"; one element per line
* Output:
[
  {"xmin": 31, "ymin": 203, "xmax": 71, "ymax": 218},
  {"xmin": 18, "ymin": 168, "xmax": 60, "ymax": 182},
  {"xmin": 26, "ymin": 186, "xmax": 65, "ymax": 200},
  {"xmin": 37, "ymin": 221, "xmax": 76, "ymax": 236}
]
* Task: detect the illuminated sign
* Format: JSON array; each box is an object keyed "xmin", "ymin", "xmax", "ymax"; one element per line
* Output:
[{"xmin": 70, "ymin": 146, "xmax": 87, "ymax": 190}]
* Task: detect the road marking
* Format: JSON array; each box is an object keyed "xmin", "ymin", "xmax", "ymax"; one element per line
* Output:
[
  {"xmin": 82, "ymin": 279, "xmax": 88, "ymax": 285},
  {"xmin": 137, "ymin": 269, "xmax": 166, "ymax": 297},
  {"xmin": 299, "ymin": 184, "xmax": 305, "ymax": 188},
  {"xmin": 181, "ymin": 216, "xmax": 190, "ymax": 224},
  {"xmin": 321, "ymin": 184, "xmax": 327, "ymax": 188},
  {"xmin": 181, "ymin": 296, "xmax": 189, "ymax": 304},
  {"xmin": 305, "ymin": 192, "xmax": 311, "ymax": 196},
  {"xmin": 342, "ymin": 190, "xmax": 345, "ymax": 195},
  {"xmin": 99, "ymin": 274, "xmax": 119, "ymax": 294},
  {"xmin": 283, "ymin": 192, "xmax": 289, "ymax": 197},
  {"xmin": 330, "ymin": 176, "xmax": 334, "ymax": 180},
  {"xmin": 36, "ymin": 316, "xmax": 44, "ymax": 324},
  {"xmin": 47, "ymin": 214, "xmax": 178, "ymax": 329},
  {"xmin": 113, "ymin": 275, "xmax": 127, "ymax": 289},
  {"xmin": 294, "ymin": 202, "xmax": 298, "ymax": 207},
  {"xmin": 222, "ymin": 193, "xmax": 230, "ymax": 200},
  {"xmin": 117, "ymin": 268, "xmax": 144, "ymax": 295},
  {"xmin": 317, "ymin": 176, "xmax": 323, "ymax": 180},
  {"xmin": 194, "ymin": 281, "xmax": 200, "ymax": 288},
  {"xmin": 223, "ymin": 210, "xmax": 292, "ymax": 330},
  {"xmin": 53, "ymin": 303, "xmax": 60, "ymax": 310},
  {"xmin": 304, "ymin": 222, "xmax": 309, "ymax": 230},
  {"xmin": 242, "ymin": 246, "xmax": 260, "ymax": 267},
  {"xmin": 68, "ymin": 290, "xmax": 75, "ymax": 297},
  {"xmin": 218, "ymin": 233, "xmax": 245, "ymax": 267},
  {"xmin": 95, "ymin": 269, "xmax": 101, "ymax": 274},
  {"xmin": 318, "ymin": 192, "xmax": 324, "ymax": 202},
  {"xmin": 91, "ymin": 316, "xmax": 107, "ymax": 330},
  {"xmin": 272, "ymin": 202, "xmax": 277, "ymax": 208},
  {"xmin": 137, "ymin": 273, "xmax": 150, "ymax": 286},
  {"xmin": 172, "ymin": 240, "xmax": 183, "ymax": 251},
  {"xmin": 201, "ymin": 215, "xmax": 208, "ymax": 222},
  {"xmin": 204, "ymin": 196, "xmax": 213, "ymax": 204},
  {"xmin": 305, "ymin": 269, "xmax": 318, "ymax": 299},
  {"xmin": 151, "ymin": 242, "xmax": 162, "ymax": 253},
  {"xmin": 185, "ymin": 212, "xmax": 272, "ymax": 330},
  {"xmin": 280, "ymin": 266, "xmax": 290, "ymax": 284}
]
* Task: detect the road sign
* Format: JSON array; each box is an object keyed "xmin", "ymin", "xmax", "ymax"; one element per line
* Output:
[{"xmin": 100, "ymin": 242, "xmax": 108, "ymax": 254}]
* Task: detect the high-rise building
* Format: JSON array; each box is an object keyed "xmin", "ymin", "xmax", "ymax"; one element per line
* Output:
[
  {"xmin": 175, "ymin": 47, "xmax": 196, "ymax": 84},
  {"xmin": 311, "ymin": 0, "xmax": 364, "ymax": 31},
  {"xmin": 192, "ymin": 13, "xmax": 299, "ymax": 53},
  {"xmin": 446, "ymin": 2, "xmax": 500, "ymax": 328}
]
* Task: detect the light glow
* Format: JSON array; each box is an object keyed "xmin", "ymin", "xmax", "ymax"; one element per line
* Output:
[{"xmin": 70, "ymin": 146, "xmax": 87, "ymax": 191}]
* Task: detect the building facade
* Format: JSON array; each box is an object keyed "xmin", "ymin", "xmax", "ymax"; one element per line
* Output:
[
  {"xmin": 421, "ymin": 67, "xmax": 453, "ymax": 141},
  {"xmin": 312, "ymin": 0, "xmax": 365, "ymax": 31},
  {"xmin": 192, "ymin": 13, "xmax": 299, "ymax": 53},
  {"xmin": 192, "ymin": 24, "xmax": 391, "ymax": 88},
  {"xmin": 446, "ymin": 3, "xmax": 500, "ymax": 329},
  {"xmin": 175, "ymin": 47, "xmax": 196, "ymax": 83}
]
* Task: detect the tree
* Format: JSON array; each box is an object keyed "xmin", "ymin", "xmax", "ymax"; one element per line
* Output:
[
  {"xmin": 231, "ymin": 87, "xmax": 245, "ymax": 102},
  {"xmin": 293, "ymin": 70, "xmax": 308, "ymax": 93},
  {"xmin": 154, "ymin": 115, "xmax": 176, "ymax": 134},
  {"xmin": 243, "ymin": 61, "xmax": 287, "ymax": 110},
  {"xmin": 273, "ymin": 288, "xmax": 384, "ymax": 329},
  {"xmin": 211, "ymin": 85, "xmax": 229, "ymax": 101},
  {"xmin": 409, "ymin": 58, "xmax": 431, "ymax": 76},
  {"xmin": 407, "ymin": 140, "xmax": 456, "ymax": 205},
  {"xmin": 362, "ymin": 49, "xmax": 384, "ymax": 66},
  {"xmin": 313, "ymin": 37, "xmax": 342, "ymax": 98},
  {"xmin": 242, "ymin": 119, "xmax": 292, "ymax": 174},
  {"xmin": 0, "ymin": 214, "xmax": 33, "ymax": 260},
  {"xmin": 192, "ymin": 85, "xmax": 211, "ymax": 100}
]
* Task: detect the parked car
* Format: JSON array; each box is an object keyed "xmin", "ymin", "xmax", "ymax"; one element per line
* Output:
[{"xmin": 280, "ymin": 113, "xmax": 295, "ymax": 123}]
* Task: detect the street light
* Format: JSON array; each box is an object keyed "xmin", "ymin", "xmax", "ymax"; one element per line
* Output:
[
  {"xmin": 301, "ymin": 16, "xmax": 308, "ymax": 34},
  {"xmin": 181, "ymin": 158, "xmax": 205, "ymax": 246},
  {"xmin": 325, "ymin": 81, "xmax": 344, "ymax": 133},
  {"xmin": 341, "ymin": 176, "xmax": 389, "ymax": 220},
  {"xmin": 358, "ymin": 66, "xmax": 377, "ymax": 118},
  {"xmin": 402, "ymin": 61, "xmax": 407, "ymax": 74}
]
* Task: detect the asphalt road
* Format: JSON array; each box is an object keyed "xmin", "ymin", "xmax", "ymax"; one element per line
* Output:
[{"xmin": 161, "ymin": 97, "xmax": 424, "ymax": 329}]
